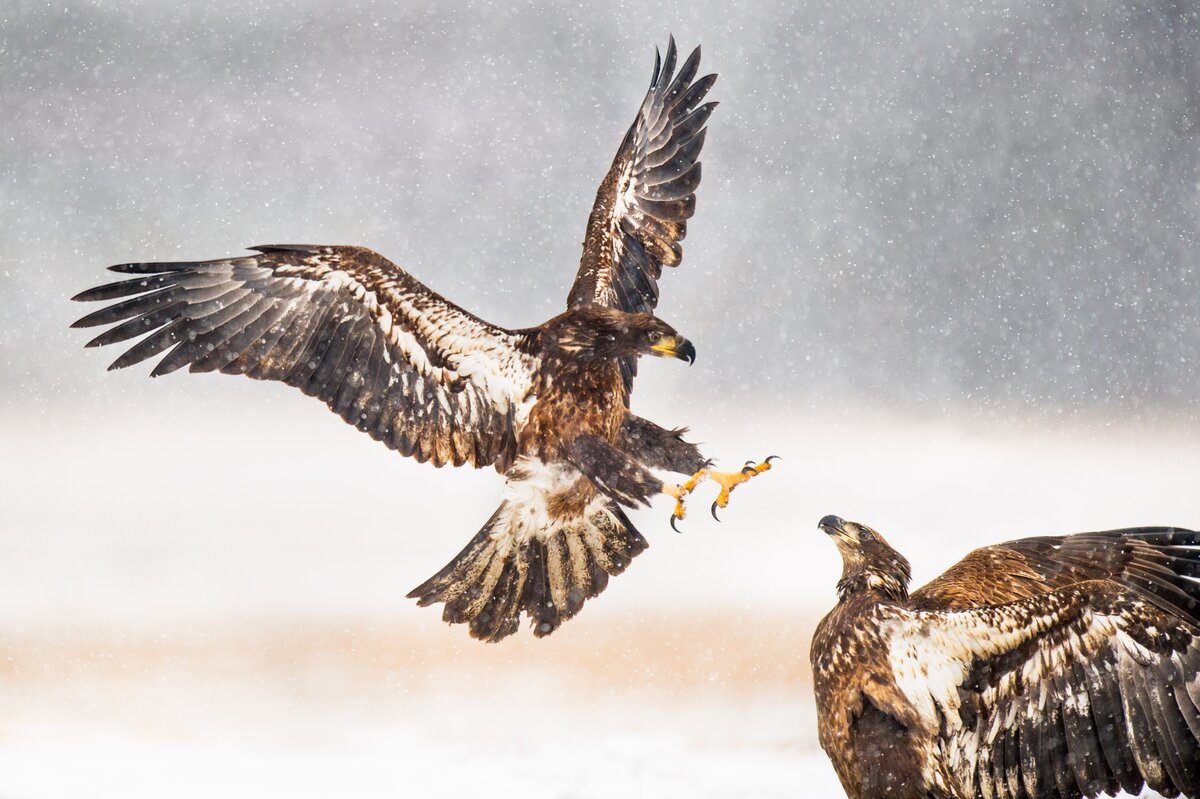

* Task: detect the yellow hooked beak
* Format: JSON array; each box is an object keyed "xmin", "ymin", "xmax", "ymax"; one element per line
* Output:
[{"xmin": 650, "ymin": 335, "xmax": 696, "ymax": 365}]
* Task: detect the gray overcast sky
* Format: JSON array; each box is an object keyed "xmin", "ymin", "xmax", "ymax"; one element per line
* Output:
[{"xmin": 5, "ymin": 0, "xmax": 1200, "ymax": 416}]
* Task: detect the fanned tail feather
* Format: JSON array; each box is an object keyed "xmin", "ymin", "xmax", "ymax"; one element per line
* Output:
[{"xmin": 407, "ymin": 497, "xmax": 647, "ymax": 642}]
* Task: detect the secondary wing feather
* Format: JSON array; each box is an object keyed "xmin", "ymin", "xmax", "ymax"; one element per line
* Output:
[{"xmin": 73, "ymin": 244, "xmax": 536, "ymax": 470}]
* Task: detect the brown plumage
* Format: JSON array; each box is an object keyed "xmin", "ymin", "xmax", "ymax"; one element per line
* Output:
[
  {"xmin": 71, "ymin": 40, "xmax": 732, "ymax": 642},
  {"xmin": 811, "ymin": 515, "xmax": 1200, "ymax": 799}
]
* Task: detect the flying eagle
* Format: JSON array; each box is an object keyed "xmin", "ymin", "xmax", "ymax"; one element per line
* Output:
[
  {"xmin": 811, "ymin": 515, "xmax": 1200, "ymax": 799},
  {"xmin": 71, "ymin": 40, "xmax": 772, "ymax": 642}
]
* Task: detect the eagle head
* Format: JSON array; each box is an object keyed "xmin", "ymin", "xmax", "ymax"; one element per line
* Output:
[
  {"xmin": 545, "ymin": 306, "xmax": 695, "ymax": 364},
  {"xmin": 818, "ymin": 515, "xmax": 912, "ymax": 601}
]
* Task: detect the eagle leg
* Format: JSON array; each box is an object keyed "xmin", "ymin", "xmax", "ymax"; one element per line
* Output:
[
  {"xmin": 617, "ymin": 415, "xmax": 708, "ymax": 474},
  {"xmin": 663, "ymin": 466, "xmax": 710, "ymax": 532},
  {"xmin": 564, "ymin": 434, "xmax": 664, "ymax": 508},
  {"xmin": 708, "ymin": 456, "xmax": 778, "ymax": 520}
]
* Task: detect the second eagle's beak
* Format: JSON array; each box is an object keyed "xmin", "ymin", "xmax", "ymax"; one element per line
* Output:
[
  {"xmin": 651, "ymin": 335, "xmax": 696, "ymax": 365},
  {"xmin": 818, "ymin": 515, "xmax": 856, "ymax": 544},
  {"xmin": 818, "ymin": 515, "xmax": 848, "ymax": 536}
]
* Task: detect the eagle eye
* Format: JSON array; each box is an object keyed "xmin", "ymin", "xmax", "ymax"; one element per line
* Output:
[
  {"xmin": 648, "ymin": 330, "xmax": 664, "ymax": 344},
  {"xmin": 858, "ymin": 529, "xmax": 873, "ymax": 543}
]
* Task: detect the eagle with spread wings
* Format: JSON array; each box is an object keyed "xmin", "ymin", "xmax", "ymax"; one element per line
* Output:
[
  {"xmin": 72, "ymin": 40, "xmax": 772, "ymax": 642},
  {"xmin": 811, "ymin": 515, "xmax": 1200, "ymax": 799}
]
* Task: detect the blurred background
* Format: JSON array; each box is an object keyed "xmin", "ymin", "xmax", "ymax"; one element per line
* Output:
[{"xmin": 3, "ymin": 0, "xmax": 1199, "ymax": 796}]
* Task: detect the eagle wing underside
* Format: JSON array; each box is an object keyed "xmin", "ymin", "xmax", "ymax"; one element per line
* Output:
[
  {"xmin": 72, "ymin": 244, "xmax": 537, "ymax": 470},
  {"xmin": 568, "ymin": 38, "xmax": 716, "ymax": 394}
]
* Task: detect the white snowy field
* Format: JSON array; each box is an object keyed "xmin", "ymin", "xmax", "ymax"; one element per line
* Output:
[{"xmin": 1, "ymin": 397, "xmax": 1193, "ymax": 798}]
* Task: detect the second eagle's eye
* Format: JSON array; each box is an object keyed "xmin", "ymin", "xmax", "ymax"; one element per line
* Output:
[
  {"xmin": 858, "ymin": 529, "xmax": 873, "ymax": 543},
  {"xmin": 648, "ymin": 331, "xmax": 663, "ymax": 344}
]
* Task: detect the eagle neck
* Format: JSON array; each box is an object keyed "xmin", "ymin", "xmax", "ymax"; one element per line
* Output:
[
  {"xmin": 836, "ymin": 570, "xmax": 909, "ymax": 604},
  {"xmin": 540, "ymin": 352, "xmax": 623, "ymax": 391}
]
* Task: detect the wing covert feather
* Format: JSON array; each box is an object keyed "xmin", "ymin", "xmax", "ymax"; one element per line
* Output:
[{"xmin": 911, "ymin": 527, "xmax": 1200, "ymax": 617}]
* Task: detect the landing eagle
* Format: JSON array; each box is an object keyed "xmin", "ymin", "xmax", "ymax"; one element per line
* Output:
[
  {"xmin": 812, "ymin": 515, "xmax": 1200, "ymax": 799},
  {"xmin": 72, "ymin": 40, "xmax": 772, "ymax": 642}
]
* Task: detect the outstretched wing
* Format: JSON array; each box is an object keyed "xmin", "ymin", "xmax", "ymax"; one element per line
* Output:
[
  {"xmin": 567, "ymin": 37, "xmax": 716, "ymax": 392},
  {"xmin": 893, "ymin": 528, "xmax": 1200, "ymax": 798},
  {"xmin": 911, "ymin": 526, "xmax": 1200, "ymax": 617},
  {"xmin": 72, "ymin": 245, "xmax": 536, "ymax": 470}
]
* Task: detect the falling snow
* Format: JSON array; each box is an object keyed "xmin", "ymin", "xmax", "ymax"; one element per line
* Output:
[{"xmin": 2, "ymin": 1, "xmax": 1196, "ymax": 797}]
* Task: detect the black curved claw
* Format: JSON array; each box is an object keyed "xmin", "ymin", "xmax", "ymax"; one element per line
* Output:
[
  {"xmin": 765, "ymin": 455, "xmax": 781, "ymax": 464},
  {"xmin": 711, "ymin": 501, "xmax": 722, "ymax": 521},
  {"xmin": 670, "ymin": 514, "xmax": 683, "ymax": 533},
  {"xmin": 741, "ymin": 465, "xmax": 757, "ymax": 475},
  {"xmin": 744, "ymin": 459, "xmax": 756, "ymax": 467}
]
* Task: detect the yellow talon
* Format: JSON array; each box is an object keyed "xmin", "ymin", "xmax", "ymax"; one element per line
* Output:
[
  {"xmin": 709, "ymin": 456, "xmax": 778, "ymax": 520},
  {"xmin": 681, "ymin": 467, "xmax": 707, "ymax": 493},
  {"xmin": 665, "ymin": 466, "xmax": 710, "ymax": 532}
]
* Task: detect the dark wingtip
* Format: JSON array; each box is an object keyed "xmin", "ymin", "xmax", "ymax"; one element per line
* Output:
[
  {"xmin": 680, "ymin": 44, "xmax": 703, "ymax": 81},
  {"xmin": 660, "ymin": 41, "xmax": 676, "ymax": 87}
]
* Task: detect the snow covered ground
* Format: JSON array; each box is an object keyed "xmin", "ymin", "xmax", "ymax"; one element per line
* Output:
[{"xmin": 1, "ymin": 400, "xmax": 1192, "ymax": 797}]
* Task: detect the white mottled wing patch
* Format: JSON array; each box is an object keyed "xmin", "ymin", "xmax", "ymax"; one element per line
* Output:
[{"xmin": 883, "ymin": 585, "xmax": 1200, "ymax": 798}]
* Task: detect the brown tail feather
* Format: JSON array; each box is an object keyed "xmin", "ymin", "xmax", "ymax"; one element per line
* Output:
[{"xmin": 407, "ymin": 498, "xmax": 648, "ymax": 642}]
